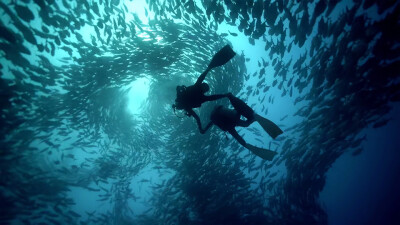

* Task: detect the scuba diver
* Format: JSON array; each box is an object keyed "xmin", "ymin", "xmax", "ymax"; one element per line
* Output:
[
  {"xmin": 200, "ymin": 94, "xmax": 283, "ymax": 160},
  {"xmin": 172, "ymin": 45, "xmax": 236, "ymax": 132}
]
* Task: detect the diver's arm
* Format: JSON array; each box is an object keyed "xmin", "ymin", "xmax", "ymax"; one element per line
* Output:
[
  {"xmin": 194, "ymin": 68, "xmax": 211, "ymax": 86},
  {"xmin": 187, "ymin": 109, "xmax": 206, "ymax": 133}
]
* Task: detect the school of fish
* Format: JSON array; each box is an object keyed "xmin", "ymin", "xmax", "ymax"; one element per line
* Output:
[{"xmin": 1, "ymin": 0, "xmax": 399, "ymax": 224}]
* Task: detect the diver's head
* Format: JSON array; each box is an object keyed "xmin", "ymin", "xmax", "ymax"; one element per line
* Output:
[
  {"xmin": 200, "ymin": 83, "xmax": 209, "ymax": 93},
  {"xmin": 176, "ymin": 85, "xmax": 186, "ymax": 93}
]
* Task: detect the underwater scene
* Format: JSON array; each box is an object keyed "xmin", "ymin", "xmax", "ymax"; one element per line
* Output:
[{"xmin": 1, "ymin": 0, "xmax": 399, "ymax": 224}]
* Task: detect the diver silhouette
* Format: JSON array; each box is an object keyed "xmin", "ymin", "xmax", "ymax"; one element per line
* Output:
[
  {"xmin": 172, "ymin": 45, "xmax": 236, "ymax": 132},
  {"xmin": 200, "ymin": 94, "xmax": 283, "ymax": 160}
]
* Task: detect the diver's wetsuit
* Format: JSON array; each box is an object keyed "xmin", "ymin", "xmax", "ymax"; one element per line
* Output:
[
  {"xmin": 176, "ymin": 83, "xmax": 227, "ymax": 133},
  {"xmin": 181, "ymin": 85, "xmax": 225, "ymax": 109},
  {"xmin": 173, "ymin": 45, "xmax": 236, "ymax": 133},
  {"xmin": 226, "ymin": 93, "xmax": 255, "ymax": 122},
  {"xmin": 209, "ymin": 105, "xmax": 253, "ymax": 146},
  {"xmin": 204, "ymin": 96, "xmax": 280, "ymax": 160}
]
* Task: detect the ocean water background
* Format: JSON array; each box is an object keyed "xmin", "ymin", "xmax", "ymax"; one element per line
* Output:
[{"xmin": 1, "ymin": 0, "xmax": 399, "ymax": 224}]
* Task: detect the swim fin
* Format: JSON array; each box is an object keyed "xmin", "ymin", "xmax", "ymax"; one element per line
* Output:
[
  {"xmin": 254, "ymin": 114, "xmax": 283, "ymax": 139},
  {"xmin": 228, "ymin": 94, "xmax": 254, "ymax": 120},
  {"xmin": 246, "ymin": 144, "xmax": 277, "ymax": 161},
  {"xmin": 207, "ymin": 45, "xmax": 236, "ymax": 70}
]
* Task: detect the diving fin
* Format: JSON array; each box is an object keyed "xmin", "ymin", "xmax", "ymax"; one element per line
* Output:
[
  {"xmin": 254, "ymin": 114, "xmax": 283, "ymax": 139},
  {"xmin": 246, "ymin": 144, "xmax": 277, "ymax": 161},
  {"xmin": 207, "ymin": 45, "xmax": 236, "ymax": 70}
]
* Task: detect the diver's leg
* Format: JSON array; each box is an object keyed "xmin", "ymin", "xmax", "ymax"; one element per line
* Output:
[
  {"xmin": 204, "ymin": 94, "xmax": 228, "ymax": 102},
  {"xmin": 186, "ymin": 109, "xmax": 205, "ymax": 134},
  {"xmin": 227, "ymin": 93, "xmax": 283, "ymax": 139},
  {"xmin": 195, "ymin": 68, "xmax": 211, "ymax": 86},
  {"xmin": 228, "ymin": 129, "xmax": 277, "ymax": 161},
  {"xmin": 227, "ymin": 129, "xmax": 247, "ymax": 147},
  {"xmin": 236, "ymin": 118, "xmax": 255, "ymax": 127},
  {"xmin": 253, "ymin": 113, "xmax": 283, "ymax": 139},
  {"xmin": 227, "ymin": 94, "xmax": 255, "ymax": 120}
]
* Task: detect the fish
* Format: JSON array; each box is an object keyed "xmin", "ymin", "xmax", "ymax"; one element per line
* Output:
[
  {"xmin": 228, "ymin": 31, "xmax": 238, "ymax": 36},
  {"xmin": 0, "ymin": 26, "xmax": 19, "ymax": 44},
  {"xmin": 14, "ymin": 4, "xmax": 35, "ymax": 22},
  {"xmin": 372, "ymin": 119, "xmax": 391, "ymax": 128},
  {"xmin": 351, "ymin": 147, "xmax": 363, "ymax": 156}
]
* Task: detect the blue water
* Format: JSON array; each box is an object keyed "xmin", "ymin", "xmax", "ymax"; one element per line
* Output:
[
  {"xmin": 321, "ymin": 105, "xmax": 400, "ymax": 225},
  {"xmin": 1, "ymin": 0, "xmax": 399, "ymax": 224}
]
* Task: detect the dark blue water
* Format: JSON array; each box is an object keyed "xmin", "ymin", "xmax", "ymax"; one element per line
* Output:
[
  {"xmin": 1, "ymin": 0, "xmax": 399, "ymax": 224},
  {"xmin": 321, "ymin": 104, "xmax": 400, "ymax": 225}
]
